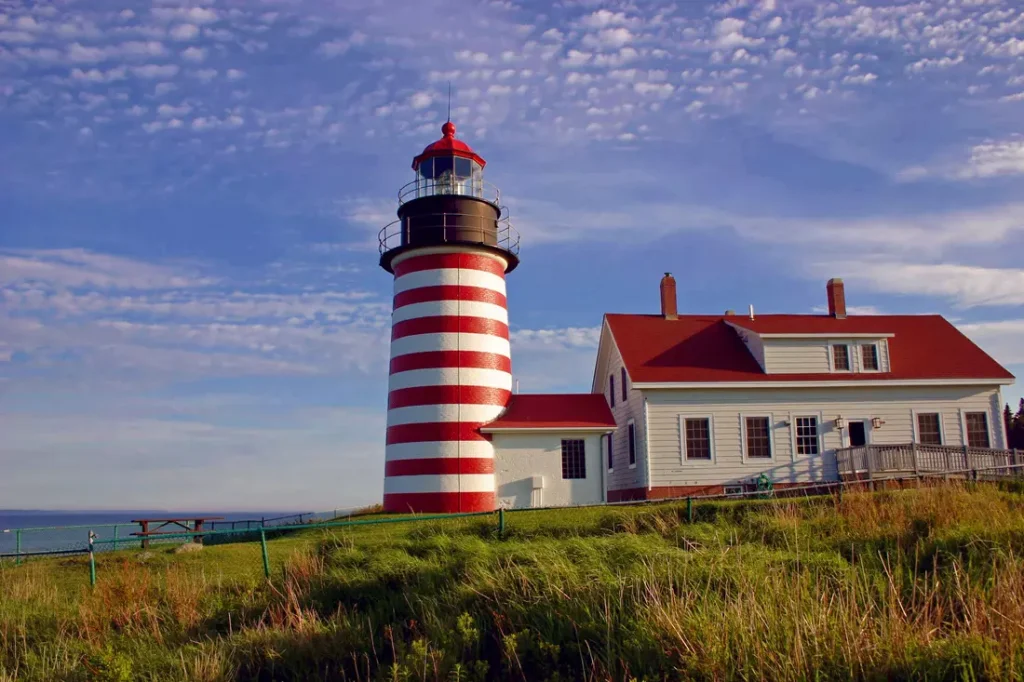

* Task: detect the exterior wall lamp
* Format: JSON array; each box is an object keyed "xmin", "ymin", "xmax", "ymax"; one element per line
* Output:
[
  {"xmin": 872, "ymin": 417, "xmax": 885, "ymax": 429},
  {"xmin": 834, "ymin": 416, "xmax": 846, "ymax": 430}
]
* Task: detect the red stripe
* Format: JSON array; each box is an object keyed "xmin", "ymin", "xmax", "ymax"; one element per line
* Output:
[
  {"xmin": 383, "ymin": 492, "xmax": 495, "ymax": 513},
  {"xmin": 388, "ymin": 386, "xmax": 511, "ymax": 409},
  {"xmin": 390, "ymin": 351, "xmax": 511, "ymax": 374},
  {"xmin": 386, "ymin": 422, "xmax": 489, "ymax": 445},
  {"xmin": 393, "ymin": 253, "xmax": 506, "ymax": 277},
  {"xmin": 394, "ymin": 285, "xmax": 507, "ymax": 310},
  {"xmin": 385, "ymin": 458, "xmax": 494, "ymax": 476},
  {"xmin": 392, "ymin": 316, "xmax": 509, "ymax": 340}
]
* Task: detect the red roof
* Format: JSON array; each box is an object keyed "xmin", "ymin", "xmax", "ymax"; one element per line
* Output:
[
  {"xmin": 483, "ymin": 394, "xmax": 616, "ymax": 430},
  {"xmin": 412, "ymin": 121, "xmax": 487, "ymax": 170},
  {"xmin": 605, "ymin": 313, "xmax": 1013, "ymax": 384}
]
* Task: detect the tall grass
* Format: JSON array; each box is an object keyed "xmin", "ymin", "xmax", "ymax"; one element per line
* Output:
[{"xmin": 3, "ymin": 482, "xmax": 1024, "ymax": 680}]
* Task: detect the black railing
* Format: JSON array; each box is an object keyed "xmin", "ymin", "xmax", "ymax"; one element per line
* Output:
[{"xmin": 378, "ymin": 212, "xmax": 521, "ymax": 257}]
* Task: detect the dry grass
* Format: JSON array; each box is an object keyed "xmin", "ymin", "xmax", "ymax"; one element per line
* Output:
[{"xmin": 3, "ymin": 482, "xmax": 1024, "ymax": 681}]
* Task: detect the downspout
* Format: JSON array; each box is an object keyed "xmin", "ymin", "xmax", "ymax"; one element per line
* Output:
[{"xmin": 643, "ymin": 396, "xmax": 653, "ymax": 497}]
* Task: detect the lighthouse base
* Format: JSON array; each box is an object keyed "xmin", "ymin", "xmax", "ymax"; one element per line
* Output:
[{"xmin": 383, "ymin": 492, "xmax": 496, "ymax": 514}]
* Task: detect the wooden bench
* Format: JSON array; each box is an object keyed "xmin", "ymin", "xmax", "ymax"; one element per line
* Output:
[{"xmin": 130, "ymin": 517, "xmax": 224, "ymax": 549}]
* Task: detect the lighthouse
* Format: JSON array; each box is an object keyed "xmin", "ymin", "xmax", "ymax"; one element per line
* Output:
[{"xmin": 378, "ymin": 121, "xmax": 520, "ymax": 513}]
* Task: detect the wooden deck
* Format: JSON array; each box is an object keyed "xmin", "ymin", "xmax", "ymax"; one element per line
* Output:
[{"xmin": 836, "ymin": 443, "xmax": 1024, "ymax": 482}]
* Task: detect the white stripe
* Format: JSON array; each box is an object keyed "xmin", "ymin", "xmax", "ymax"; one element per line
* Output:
[
  {"xmin": 387, "ymin": 403, "xmax": 506, "ymax": 426},
  {"xmin": 386, "ymin": 441, "xmax": 496, "ymax": 461},
  {"xmin": 389, "ymin": 367, "xmax": 513, "ymax": 391},
  {"xmin": 390, "ymin": 333, "xmax": 511, "ymax": 358},
  {"xmin": 384, "ymin": 474, "xmax": 495, "ymax": 494},
  {"xmin": 394, "ymin": 269, "xmax": 506, "ymax": 296},
  {"xmin": 392, "ymin": 300, "xmax": 508, "ymax": 325}
]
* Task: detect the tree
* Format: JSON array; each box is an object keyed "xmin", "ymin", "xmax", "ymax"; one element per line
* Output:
[{"xmin": 1007, "ymin": 400, "xmax": 1024, "ymax": 450}]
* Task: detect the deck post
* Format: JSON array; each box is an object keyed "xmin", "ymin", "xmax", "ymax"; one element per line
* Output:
[
  {"xmin": 865, "ymin": 446, "xmax": 875, "ymax": 491},
  {"xmin": 911, "ymin": 442, "xmax": 920, "ymax": 477},
  {"xmin": 140, "ymin": 521, "xmax": 149, "ymax": 550}
]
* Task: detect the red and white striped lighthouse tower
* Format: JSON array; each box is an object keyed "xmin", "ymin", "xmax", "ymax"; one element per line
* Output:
[{"xmin": 378, "ymin": 121, "xmax": 520, "ymax": 513}]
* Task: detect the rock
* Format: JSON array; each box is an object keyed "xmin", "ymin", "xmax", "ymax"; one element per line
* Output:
[
  {"xmin": 172, "ymin": 542, "xmax": 204, "ymax": 554},
  {"xmin": 136, "ymin": 551, "xmax": 154, "ymax": 563}
]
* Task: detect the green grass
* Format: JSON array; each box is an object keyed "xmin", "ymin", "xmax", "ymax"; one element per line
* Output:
[{"xmin": 3, "ymin": 482, "xmax": 1024, "ymax": 681}]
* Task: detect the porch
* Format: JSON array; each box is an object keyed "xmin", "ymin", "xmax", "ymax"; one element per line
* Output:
[{"xmin": 836, "ymin": 443, "xmax": 1024, "ymax": 482}]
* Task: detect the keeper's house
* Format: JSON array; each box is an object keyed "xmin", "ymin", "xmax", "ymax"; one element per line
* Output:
[{"xmin": 593, "ymin": 275, "xmax": 1016, "ymax": 501}]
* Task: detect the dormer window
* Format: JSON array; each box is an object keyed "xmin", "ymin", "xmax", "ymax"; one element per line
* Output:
[
  {"xmin": 861, "ymin": 344, "xmax": 880, "ymax": 371},
  {"xmin": 832, "ymin": 344, "xmax": 850, "ymax": 371}
]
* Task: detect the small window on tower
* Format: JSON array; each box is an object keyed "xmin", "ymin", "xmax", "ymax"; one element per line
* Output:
[
  {"xmin": 621, "ymin": 367, "xmax": 627, "ymax": 402},
  {"xmin": 609, "ymin": 374, "xmax": 615, "ymax": 408}
]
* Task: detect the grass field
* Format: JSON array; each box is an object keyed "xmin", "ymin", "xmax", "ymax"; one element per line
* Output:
[{"xmin": 3, "ymin": 481, "xmax": 1024, "ymax": 681}]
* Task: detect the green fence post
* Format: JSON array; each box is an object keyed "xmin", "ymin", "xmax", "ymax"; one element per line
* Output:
[
  {"xmin": 259, "ymin": 529, "xmax": 271, "ymax": 580},
  {"xmin": 686, "ymin": 497, "xmax": 693, "ymax": 523},
  {"xmin": 15, "ymin": 529, "xmax": 22, "ymax": 566},
  {"xmin": 498, "ymin": 507, "xmax": 505, "ymax": 538},
  {"xmin": 88, "ymin": 531, "xmax": 97, "ymax": 588},
  {"xmin": 113, "ymin": 525, "xmax": 119, "ymax": 552}
]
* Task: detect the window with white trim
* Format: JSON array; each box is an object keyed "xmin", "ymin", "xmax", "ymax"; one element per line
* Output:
[
  {"xmin": 683, "ymin": 417, "xmax": 712, "ymax": 460},
  {"xmin": 916, "ymin": 413, "xmax": 942, "ymax": 446},
  {"xmin": 795, "ymin": 416, "xmax": 820, "ymax": 456},
  {"xmin": 831, "ymin": 344, "xmax": 850, "ymax": 371},
  {"xmin": 606, "ymin": 433, "xmax": 614, "ymax": 471},
  {"xmin": 627, "ymin": 421, "xmax": 636, "ymax": 467},
  {"xmin": 561, "ymin": 439, "xmax": 586, "ymax": 479},
  {"xmin": 744, "ymin": 416, "xmax": 772, "ymax": 459},
  {"xmin": 861, "ymin": 344, "xmax": 879, "ymax": 371},
  {"xmin": 965, "ymin": 412, "xmax": 990, "ymax": 448},
  {"xmin": 609, "ymin": 374, "xmax": 615, "ymax": 408}
]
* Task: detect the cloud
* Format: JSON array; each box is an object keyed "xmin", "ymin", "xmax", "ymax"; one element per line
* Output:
[
  {"xmin": 835, "ymin": 262, "xmax": 1024, "ymax": 308},
  {"xmin": 181, "ymin": 46, "xmax": 206, "ymax": 62},
  {"xmin": 70, "ymin": 66, "xmax": 127, "ymax": 83},
  {"xmin": 157, "ymin": 102, "xmax": 191, "ymax": 117},
  {"xmin": 151, "ymin": 7, "xmax": 219, "ymax": 24},
  {"xmin": 581, "ymin": 27, "xmax": 634, "ymax": 49},
  {"xmin": 900, "ymin": 137, "xmax": 1024, "ymax": 181},
  {"xmin": 170, "ymin": 23, "xmax": 200, "ymax": 41},
  {"xmin": 131, "ymin": 63, "xmax": 179, "ymax": 79},
  {"xmin": 408, "ymin": 91, "xmax": 433, "ymax": 109}
]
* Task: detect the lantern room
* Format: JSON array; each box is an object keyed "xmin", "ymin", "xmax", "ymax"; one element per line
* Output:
[
  {"xmin": 408, "ymin": 121, "xmax": 487, "ymax": 200},
  {"xmin": 379, "ymin": 121, "xmax": 520, "ymax": 274}
]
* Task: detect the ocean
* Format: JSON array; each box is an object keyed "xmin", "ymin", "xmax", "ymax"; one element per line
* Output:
[{"xmin": 0, "ymin": 510, "xmax": 319, "ymax": 555}]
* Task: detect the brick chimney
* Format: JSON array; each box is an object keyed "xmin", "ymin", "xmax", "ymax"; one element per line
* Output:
[
  {"xmin": 826, "ymin": 278, "xmax": 846, "ymax": 319},
  {"xmin": 660, "ymin": 272, "xmax": 678, "ymax": 320}
]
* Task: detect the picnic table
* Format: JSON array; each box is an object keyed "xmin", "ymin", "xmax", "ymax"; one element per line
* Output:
[{"xmin": 130, "ymin": 516, "xmax": 224, "ymax": 549}]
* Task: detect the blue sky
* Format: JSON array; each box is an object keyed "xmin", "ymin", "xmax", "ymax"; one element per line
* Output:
[{"xmin": 1, "ymin": 0, "xmax": 1022, "ymax": 511}]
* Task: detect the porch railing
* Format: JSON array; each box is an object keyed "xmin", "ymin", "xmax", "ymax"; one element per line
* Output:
[{"xmin": 836, "ymin": 443, "xmax": 1023, "ymax": 480}]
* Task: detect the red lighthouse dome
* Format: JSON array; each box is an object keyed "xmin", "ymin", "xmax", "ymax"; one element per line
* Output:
[{"xmin": 412, "ymin": 121, "xmax": 487, "ymax": 170}]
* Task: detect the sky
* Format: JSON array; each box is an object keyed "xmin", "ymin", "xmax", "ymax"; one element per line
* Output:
[{"xmin": 1, "ymin": 0, "xmax": 1022, "ymax": 511}]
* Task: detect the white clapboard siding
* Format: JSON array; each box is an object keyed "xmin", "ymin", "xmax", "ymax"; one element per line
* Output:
[
  {"xmin": 763, "ymin": 339, "xmax": 831, "ymax": 374},
  {"xmin": 594, "ymin": 325, "xmax": 646, "ymax": 492},
  {"xmin": 761, "ymin": 338, "xmax": 892, "ymax": 374},
  {"xmin": 645, "ymin": 385, "xmax": 1002, "ymax": 487}
]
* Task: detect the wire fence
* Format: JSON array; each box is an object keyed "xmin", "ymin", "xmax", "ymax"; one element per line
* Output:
[
  {"xmin": 0, "ymin": 509, "xmax": 348, "ymax": 565},
  {"xmin": 4, "ymin": 464, "xmax": 1023, "ymax": 585}
]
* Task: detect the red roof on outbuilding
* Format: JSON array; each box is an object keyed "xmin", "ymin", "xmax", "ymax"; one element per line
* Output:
[
  {"xmin": 483, "ymin": 394, "xmax": 616, "ymax": 430},
  {"xmin": 605, "ymin": 313, "xmax": 1013, "ymax": 384}
]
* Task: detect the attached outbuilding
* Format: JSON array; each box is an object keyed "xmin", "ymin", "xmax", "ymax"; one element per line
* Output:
[{"xmin": 483, "ymin": 394, "xmax": 616, "ymax": 509}]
